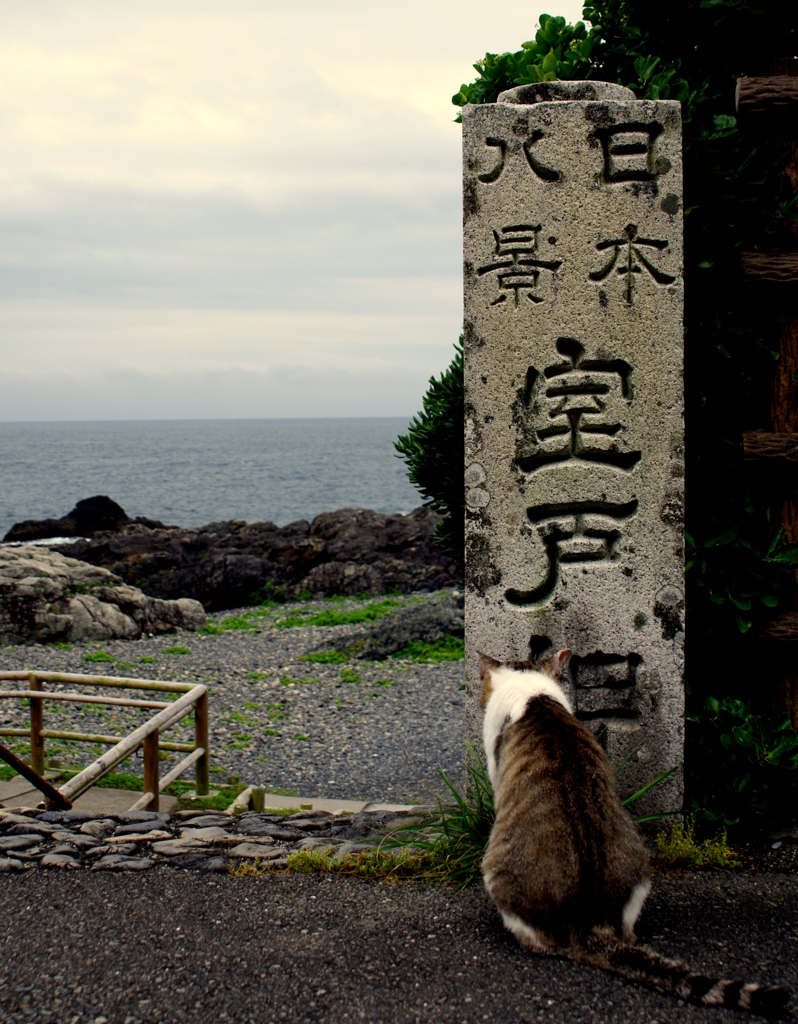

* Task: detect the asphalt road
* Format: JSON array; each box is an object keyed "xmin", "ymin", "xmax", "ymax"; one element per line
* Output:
[{"xmin": 0, "ymin": 869, "xmax": 795, "ymax": 1024}]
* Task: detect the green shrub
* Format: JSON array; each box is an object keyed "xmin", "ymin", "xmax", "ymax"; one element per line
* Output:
[
  {"xmin": 687, "ymin": 697, "xmax": 798, "ymax": 826},
  {"xmin": 163, "ymin": 645, "xmax": 191, "ymax": 656},
  {"xmin": 395, "ymin": 339, "xmax": 463, "ymax": 566},
  {"xmin": 83, "ymin": 651, "xmax": 114, "ymax": 663}
]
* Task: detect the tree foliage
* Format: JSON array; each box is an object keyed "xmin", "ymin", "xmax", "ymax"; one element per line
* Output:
[{"xmin": 395, "ymin": 339, "xmax": 464, "ymax": 566}]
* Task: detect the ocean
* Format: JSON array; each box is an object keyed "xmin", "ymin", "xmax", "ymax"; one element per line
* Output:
[{"xmin": 0, "ymin": 419, "xmax": 423, "ymax": 539}]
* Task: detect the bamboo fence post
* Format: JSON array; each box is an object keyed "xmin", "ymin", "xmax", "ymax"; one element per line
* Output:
[
  {"xmin": 28, "ymin": 673, "xmax": 45, "ymax": 777},
  {"xmin": 143, "ymin": 729, "xmax": 160, "ymax": 812},
  {"xmin": 195, "ymin": 690, "xmax": 210, "ymax": 796}
]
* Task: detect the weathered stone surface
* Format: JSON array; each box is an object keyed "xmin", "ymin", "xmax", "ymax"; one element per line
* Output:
[
  {"xmin": 11, "ymin": 503, "xmax": 457, "ymax": 611},
  {"xmin": 0, "ymin": 546, "xmax": 206, "ymax": 644},
  {"xmin": 40, "ymin": 853, "xmax": 80, "ymax": 868},
  {"xmin": 228, "ymin": 842, "xmax": 287, "ymax": 859},
  {"xmin": 463, "ymin": 84, "xmax": 684, "ymax": 815},
  {"xmin": 0, "ymin": 858, "xmax": 24, "ymax": 872},
  {"xmin": 0, "ymin": 836, "xmax": 39, "ymax": 852},
  {"xmin": 91, "ymin": 855, "xmax": 154, "ymax": 870}
]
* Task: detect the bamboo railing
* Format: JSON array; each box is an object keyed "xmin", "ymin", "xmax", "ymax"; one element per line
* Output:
[{"xmin": 0, "ymin": 671, "xmax": 210, "ymax": 811}]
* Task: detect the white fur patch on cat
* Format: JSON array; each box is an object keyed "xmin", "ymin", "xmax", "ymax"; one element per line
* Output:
[{"xmin": 482, "ymin": 666, "xmax": 572, "ymax": 788}]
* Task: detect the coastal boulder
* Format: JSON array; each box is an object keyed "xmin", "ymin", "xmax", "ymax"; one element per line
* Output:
[
  {"xmin": 3, "ymin": 495, "xmax": 164, "ymax": 543},
  {"xmin": 0, "ymin": 546, "xmax": 206, "ymax": 645},
  {"xmin": 16, "ymin": 503, "xmax": 460, "ymax": 611}
]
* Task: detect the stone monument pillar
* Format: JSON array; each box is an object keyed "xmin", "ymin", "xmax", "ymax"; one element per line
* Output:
[{"xmin": 463, "ymin": 82, "xmax": 684, "ymax": 815}]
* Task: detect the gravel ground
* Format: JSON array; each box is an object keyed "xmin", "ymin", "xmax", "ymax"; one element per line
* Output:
[
  {"xmin": 0, "ymin": 868, "xmax": 795, "ymax": 1024},
  {"xmin": 0, "ymin": 594, "xmax": 464, "ymax": 802}
]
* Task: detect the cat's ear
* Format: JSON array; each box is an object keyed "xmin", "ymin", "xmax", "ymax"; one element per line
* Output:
[
  {"xmin": 542, "ymin": 649, "xmax": 572, "ymax": 678},
  {"xmin": 478, "ymin": 652, "xmax": 500, "ymax": 680}
]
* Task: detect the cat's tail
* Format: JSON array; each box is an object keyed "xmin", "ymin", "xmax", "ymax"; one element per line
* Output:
[{"xmin": 579, "ymin": 940, "xmax": 791, "ymax": 1017}]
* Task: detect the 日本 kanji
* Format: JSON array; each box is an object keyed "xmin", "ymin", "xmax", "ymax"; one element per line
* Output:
[{"xmin": 589, "ymin": 223, "xmax": 675, "ymax": 303}]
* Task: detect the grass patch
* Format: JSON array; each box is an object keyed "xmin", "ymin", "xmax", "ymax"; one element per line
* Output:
[
  {"xmin": 339, "ymin": 669, "xmax": 361, "ymax": 684},
  {"xmin": 163, "ymin": 645, "xmax": 191, "ymax": 656},
  {"xmin": 140, "ymin": 656, "xmax": 158, "ymax": 664},
  {"xmin": 199, "ymin": 615, "xmax": 261, "ymax": 635},
  {"xmin": 243, "ymin": 702, "xmax": 261, "ymax": 710},
  {"xmin": 246, "ymin": 671, "xmax": 268, "ymax": 680},
  {"xmin": 53, "ymin": 642, "xmax": 73, "ymax": 650},
  {"xmin": 281, "ymin": 675, "xmax": 322, "ymax": 686},
  {"xmin": 392, "ymin": 636, "xmax": 465, "ymax": 663},
  {"xmin": 0, "ymin": 764, "xmax": 17, "ymax": 781},
  {"xmin": 375, "ymin": 679, "xmax": 396, "ymax": 687},
  {"xmin": 292, "ymin": 734, "xmax": 310, "ymax": 741},
  {"xmin": 652, "ymin": 819, "xmax": 740, "ymax": 870},
  {"xmin": 274, "ymin": 599, "xmax": 400, "ymax": 630},
  {"xmin": 265, "ymin": 728, "xmax": 279, "ymax": 736},
  {"xmin": 83, "ymin": 651, "xmax": 115, "ymax": 663}
]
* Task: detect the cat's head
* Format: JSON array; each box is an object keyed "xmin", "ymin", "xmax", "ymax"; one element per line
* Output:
[{"xmin": 477, "ymin": 649, "xmax": 571, "ymax": 709}]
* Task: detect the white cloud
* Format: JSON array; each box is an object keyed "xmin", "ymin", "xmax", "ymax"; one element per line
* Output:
[{"xmin": 0, "ymin": 0, "xmax": 583, "ymax": 419}]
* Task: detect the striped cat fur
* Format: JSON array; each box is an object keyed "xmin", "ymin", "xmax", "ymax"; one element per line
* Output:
[{"xmin": 479, "ymin": 651, "xmax": 790, "ymax": 1017}]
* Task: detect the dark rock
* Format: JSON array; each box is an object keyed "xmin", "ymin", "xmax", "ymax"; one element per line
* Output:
[
  {"xmin": 171, "ymin": 854, "xmax": 211, "ymax": 870},
  {"xmin": 114, "ymin": 819, "xmax": 174, "ymax": 836},
  {"xmin": 8, "ymin": 502, "xmax": 460, "ymax": 611},
  {"xmin": 91, "ymin": 855, "xmax": 154, "ymax": 871},
  {"xmin": 36, "ymin": 811, "xmax": 94, "ymax": 824},
  {"xmin": 3, "ymin": 495, "xmax": 165, "ymax": 543},
  {"xmin": 200, "ymin": 857, "xmax": 229, "ymax": 873},
  {"xmin": 111, "ymin": 811, "xmax": 170, "ymax": 824}
]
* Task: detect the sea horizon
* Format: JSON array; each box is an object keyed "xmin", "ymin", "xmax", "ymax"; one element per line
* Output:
[{"xmin": 0, "ymin": 418, "xmax": 423, "ymax": 539}]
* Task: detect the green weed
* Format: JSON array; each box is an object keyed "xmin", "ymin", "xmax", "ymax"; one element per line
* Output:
[
  {"xmin": 265, "ymin": 728, "xmax": 278, "ymax": 736},
  {"xmin": 274, "ymin": 599, "xmax": 400, "ymax": 630},
  {"xmin": 246, "ymin": 671, "xmax": 268, "ymax": 680},
  {"xmin": 281, "ymin": 676, "xmax": 322, "ymax": 686},
  {"xmin": 375, "ymin": 679, "xmax": 396, "ymax": 687},
  {"xmin": 292, "ymin": 734, "xmax": 310, "ymax": 741},
  {"xmin": 653, "ymin": 819, "xmax": 740, "ymax": 870},
  {"xmin": 339, "ymin": 669, "xmax": 361, "ymax": 684},
  {"xmin": 163, "ymin": 645, "xmax": 191, "ymax": 656},
  {"xmin": 53, "ymin": 642, "xmax": 73, "ymax": 650},
  {"xmin": 392, "ymin": 636, "xmax": 464, "ymax": 662},
  {"xmin": 83, "ymin": 651, "xmax": 115, "ymax": 663},
  {"xmin": 140, "ymin": 656, "xmax": 158, "ymax": 664}
]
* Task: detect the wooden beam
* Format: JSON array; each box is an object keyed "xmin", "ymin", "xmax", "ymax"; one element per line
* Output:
[
  {"xmin": 759, "ymin": 612, "xmax": 798, "ymax": 641},
  {"xmin": 0, "ymin": 741, "xmax": 71, "ymax": 810},
  {"xmin": 737, "ymin": 76, "xmax": 798, "ymax": 115},
  {"xmin": 59, "ymin": 684, "xmax": 207, "ymax": 802},
  {"xmin": 743, "ymin": 431, "xmax": 798, "ymax": 462},
  {"xmin": 742, "ymin": 251, "xmax": 798, "ymax": 284}
]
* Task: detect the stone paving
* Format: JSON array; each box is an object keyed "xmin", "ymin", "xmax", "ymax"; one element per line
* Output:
[{"xmin": 0, "ymin": 805, "xmax": 422, "ymax": 875}]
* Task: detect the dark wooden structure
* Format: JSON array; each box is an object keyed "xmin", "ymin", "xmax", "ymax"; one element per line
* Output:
[{"xmin": 738, "ymin": 60, "xmax": 798, "ymax": 723}]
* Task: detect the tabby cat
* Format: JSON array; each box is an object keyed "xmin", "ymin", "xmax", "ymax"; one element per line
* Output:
[{"xmin": 479, "ymin": 650, "xmax": 789, "ymax": 1016}]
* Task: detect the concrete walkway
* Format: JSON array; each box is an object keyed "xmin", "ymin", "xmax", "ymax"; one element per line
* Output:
[{"xmin": 0, "ymin": 868, "xmax": 795, "ymax": 1023}]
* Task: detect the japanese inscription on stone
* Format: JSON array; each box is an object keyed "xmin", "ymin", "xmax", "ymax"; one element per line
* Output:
[{"xmin": 463, "ymin": 83, "xmax": 684, "ymax": 815}]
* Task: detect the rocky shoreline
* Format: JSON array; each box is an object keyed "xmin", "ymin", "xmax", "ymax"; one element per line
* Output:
[{"xmin": 4, "ymin": 496, "xmax": 459, "ymax": 611}]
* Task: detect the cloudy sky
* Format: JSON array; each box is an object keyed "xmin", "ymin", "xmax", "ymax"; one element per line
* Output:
[{"xmin": 0, "ymin": 0, "xmax": 582, "ymax": 420}]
